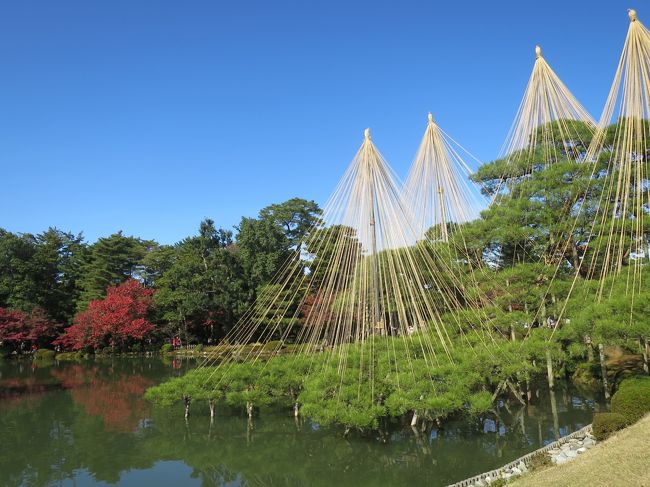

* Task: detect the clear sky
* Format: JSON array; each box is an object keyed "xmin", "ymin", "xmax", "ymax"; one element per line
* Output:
[{"xmin": 0, "ymin": 1, "xmax": 634, "ymax": 244}]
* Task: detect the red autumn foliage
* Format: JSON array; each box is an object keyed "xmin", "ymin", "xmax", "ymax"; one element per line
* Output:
[
  {"xmin": 0, "ymin": 307, "xmax": 59, "ymax": 351},
  {"xmin": 56, "ymin": 280, "xmax": 155, "ymax": 350},
  {"xmin": 299, "ymin": 292, "xmax": 334, "ymax": 328},
  {"xmin": 51, "ymin": 365, "xmax": 152, "ymax": 432}
]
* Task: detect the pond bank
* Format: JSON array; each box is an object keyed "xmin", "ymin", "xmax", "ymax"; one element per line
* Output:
[
  {"xmin": 510, "ymin": 413, "xmax": 650, "ymax": 487},
  {"xmin": 0, "ymin": 357, "xmax": 602, "ymax": 487},
  {"xmin": 446, "ymin": 425, "xmax": 596, "ymax": 487}
]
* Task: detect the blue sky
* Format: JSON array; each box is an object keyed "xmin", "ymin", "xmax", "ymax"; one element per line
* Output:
[{"xmin": 0, "ymin": 1, "xmax": 633, "ymax": 244}]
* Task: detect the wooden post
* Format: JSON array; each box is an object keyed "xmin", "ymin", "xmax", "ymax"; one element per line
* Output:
[
  {"xmin": 641, "ymin": 337, "xmax": 649, "ymax": 375},
  {"xmin": 545, "ymin": 350, "xmax": 555, "ymax": 390},
  {"xmin": 598, "ymin": 344, "xmax": 610, "ymax": 399}
]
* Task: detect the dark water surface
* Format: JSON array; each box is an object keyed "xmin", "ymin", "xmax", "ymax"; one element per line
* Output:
[{"xmin": 0, "ymin": 357, "xmax": 605, "ymax": 487}]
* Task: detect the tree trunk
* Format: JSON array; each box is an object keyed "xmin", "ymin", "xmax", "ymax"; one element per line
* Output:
[
  {"xmin": 294, "ymin": 402, "xmax": 300, "ymax": 418},
  {"xmin": 585, "ymin": 335, "xmax": 594, "ymax": 362},
  {"xmin": 549, "ymin": 388, "xmax": 560, "ymax": 440},
  {"xmin": 570, "ymin": 240, "xmax": 580, "ymax": 272},
  {"xmin": 598, "ymin": 343, "xmax": 610, "ymax": 399},
  {"xmin": 209, "ymin": 399, "xmax": 215, "ymax": 419},
  {"xmin": 545, "ymin": 350, "xmax": 555, "ymax": 390},
  {"xmin": 183, "ymin": 395, "xmax": 191, "ymax": 419},
  {"xmin": 640, "ymin": 337, "xmax": 649, "ymax": 375},
  {"xmin": 246, "ymin": 401, "xmax": 254, "ymax": 419},
  {"xmin": 491, "ymin": 380, "xmax": 506, "ymax": 402},
  {"xmin": 506, "ymin": 380, "xmax": 526, "ymax": 406},
  {"xmin": 411, "ymin": 410, "xmax": 419, "ymax": 427}
]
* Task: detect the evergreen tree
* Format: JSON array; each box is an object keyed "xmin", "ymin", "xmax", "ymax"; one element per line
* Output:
[
  {"xmin": 258, "ymin": 197, "xmax": 322, "ymax": 253},
  {"xmin": 236, "ymin": 216, "xmax": 291, "ymax": 291},
  {"xmin": 32, "ymin": 228, "xmax": 85, "ymax": 323},
  {"xmin": 153, "ymin": 220, "xmax": 248, "ymax": 343},
  {"xmin": 76, "ymin": 232, "xmax": 150, "ymax": 310}
]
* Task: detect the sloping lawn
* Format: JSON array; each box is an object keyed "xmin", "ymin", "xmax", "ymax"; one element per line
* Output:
[{"xmin": 511, "ymin": 413, "xmax": 650, "ymax": 487}]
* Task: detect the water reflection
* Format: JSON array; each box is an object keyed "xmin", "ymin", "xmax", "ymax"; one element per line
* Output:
[{"xmin": 0, "ymin": 358, "xmax": 605, "ymax": 487}]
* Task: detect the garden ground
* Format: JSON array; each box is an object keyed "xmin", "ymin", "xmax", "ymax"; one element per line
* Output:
[{"xmin": 511, "ymin": 413, "xmax": 650, "ymax": 487}]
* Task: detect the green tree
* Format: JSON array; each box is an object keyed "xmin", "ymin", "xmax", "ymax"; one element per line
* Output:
[
  {"xmin": 469, "ymin": 120, "xmax": 595, "ymax": 269},
  {"xmin": 0, "ymin": 229, "xmax": 39, "ymax": 312},
  {"xmin": 0, "ymin": 228, "xmax": 85, "ymax": 323},
  {"xmin": 259, "ymin": 197, "xmax": 322, "ymax": 252},
  {"xmin": 32, "ymin": 228, "xmax": 85, "ymax": 323},
  {"xmin": 76, "ymin": 232, "xmax": 151, "ymax": 310},
  {"xmin": 153, "ymin": 220, "xmax": 248, "ymax": 343},
  {"xmin": 236, "ymin": 216, "xmax": 290, "ymax": 291}
]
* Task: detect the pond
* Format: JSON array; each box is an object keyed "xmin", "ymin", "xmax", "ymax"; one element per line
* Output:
[{"xmin": 0, "ymin": 357, "xmax": 606, "ymax": 487}]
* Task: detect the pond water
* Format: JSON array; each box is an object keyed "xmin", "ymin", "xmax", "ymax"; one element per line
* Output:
[{"xmin": 0, "ymin": 357, "xmax": 605, "ymax": 487}]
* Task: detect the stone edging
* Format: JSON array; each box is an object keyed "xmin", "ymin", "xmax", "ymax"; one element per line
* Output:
[{"xmin": 445, "ymin": 424, "xmax": 594, "ymax": 487}]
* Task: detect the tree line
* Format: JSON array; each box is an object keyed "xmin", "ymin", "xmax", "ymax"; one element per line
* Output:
[
  {"xmin": 2, "ymin": 119, "xmax": 650, "ymax": 361},
  {"xmin": 0, "ymin": 198, "xmax": 321, "ymax": 353}
]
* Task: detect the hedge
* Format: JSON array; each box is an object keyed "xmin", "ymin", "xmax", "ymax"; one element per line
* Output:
[
  {"xmin": 592, "ymin": 412, "xmax": 628, "ymax": 440},
  {"xmin": 611, "ymin": 376, "xmax": 650, "ymax": 425}
]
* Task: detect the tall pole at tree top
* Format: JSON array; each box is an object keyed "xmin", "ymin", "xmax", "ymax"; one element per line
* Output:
[
  {"xmin": 365, "ymin": 128, "xmax": 383, "ymax": 334},
  {"xmin": 429, "ymin": 113, "xmax": 449, "ymax": 242}
]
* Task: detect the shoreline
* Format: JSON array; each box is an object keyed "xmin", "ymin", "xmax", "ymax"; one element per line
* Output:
[{"xmin": 447, "ymin": 424, "xmax": 595, "ymax": 487}]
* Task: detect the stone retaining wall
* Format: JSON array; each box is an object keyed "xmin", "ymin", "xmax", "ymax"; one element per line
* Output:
[{"xmin": 446, "ymin": 424, "xmax": 594, "ymax": 487}]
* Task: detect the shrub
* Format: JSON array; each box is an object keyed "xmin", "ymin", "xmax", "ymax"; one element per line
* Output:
[
  {"xmin": 611, "ymin": 376, "xmax": 650, "ymax": 425},
  {"xmin": 160, "ymin": 343, "xmax": 173, "ymax": 353},
  {"xmin": 33, "ymin": 349, "xmax": 56, "ymax": 361},
  {"xmin": 262, "ymin": 340, "xmax": 284, "ymax": 352},
  {"xmin": 528, "ymin": 453, "xmax": 552, "ymax": 470},
  {"xmin": 96, "ymin": 347, "xmax": 118, "ymax": 355},
  {"xmin": 195, "ymin": 344, "xmax": 204, "ymax": 352},
  {"xmin": 56, "ymin": 351, "xmax": 84, "ymax": 361},
  {"xmin": 592, "ymin": 412, "xmax": 627, "ymax": 440}
]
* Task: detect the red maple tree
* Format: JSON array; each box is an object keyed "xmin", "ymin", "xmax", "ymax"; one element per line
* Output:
[
  {"xmin": 0, "ymin": 307, "xmax": 59, "ymax": 351},
  {"xmin": 56, "ymin": 279, "xmax": 155, "ymax": 350}
]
